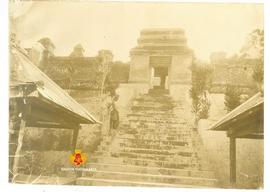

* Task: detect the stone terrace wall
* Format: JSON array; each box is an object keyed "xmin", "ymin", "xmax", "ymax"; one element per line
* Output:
[{"xmin": 44, "ymin": 56, "xmax": 104, "ymax": 90}]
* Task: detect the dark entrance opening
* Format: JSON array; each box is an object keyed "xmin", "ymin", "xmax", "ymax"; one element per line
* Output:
[{"xmin": 153, "ymin": 67, "xmax": 168, "ymax": 89}]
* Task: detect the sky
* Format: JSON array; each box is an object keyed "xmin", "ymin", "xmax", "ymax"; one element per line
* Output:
[{"xmin": 11, "ymin": 1, "xmax": 264, "ymax": 62}]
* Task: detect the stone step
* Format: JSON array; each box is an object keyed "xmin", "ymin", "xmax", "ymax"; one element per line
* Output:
[
  {"xmin": 97, "ymin": 140, "xmax": 194, "ymax": 152},
  {"xmin": 131, "ymin": 106, "xmax": 174, "ymax": 111},
  {"xmin": 98, "ymin": 143, "xmax": 195, "ymax": 155},
  {"xmin": 130, "ymin": 106, "xmax": 185, "ymax": 111},
  {"xmin": 123, "ymin": 125, "xmax": 194, "ymax": 134},
  {"xmin": 128, "ymin": 121, "xmax": 191, "ymax": 128},
  {"xmin": 130, "ymin": 109, "xmax": 188, "ymax": 116},
  {"xmin": 122, "ymin": 122, "xmax": 191, "ymax": 128},
  {"xmin": 115, "ymin": 140, "xmax": 192, "ymax": 150},
  {"xmin": 128, "ymin": 118, "xmax": 181, "ymax": 123},
  {"xmin": 148, "ymin": 88, "xmax": 170, "ymax": 94},
  {"xmin": 114, "ymin": 138, "xmax": 193, "ymax": 146},
  {"xmin": 134, "ymin": 96, "xmax": 173, "ymax": 102},
  {"xmin": 127, "ymin": 112, "xmax": 177, "ymax": 118},
  {"xmin": 128, "ymin": 112, "xmax": 186, "ymax": 117},
  {"xmin": 127, "ymin": 115, "xmax": 179, "ymax": 122},
  {"xmin": 118, "ymin": 133, "xmax": 193, "ymax": 141},
  {"xmin": 98, "ymin": 138, "xmax": 193, "ymax": 151},
  {"xmin": 131, "ymin": 104, "xmax": 176, "ymax": 110},
  {"xmin": 78, "ymin": 170, "xmax": 217, "ymax": 187},
  {"xmin": 128, "ymin": 121, "xmax": 189, "ymax": 128},
  {"xmin": 94, "ymin": 151, "xmax": 197, "ymax": 162},
  {"xmin": 76, "ymin": 177, "xmax": 214, "ymax": 188},
  {"xmin": 119, "ymin": 128, "xmax": 192, "ymax": 135},
  {"xmin": 115, "ymin": 147, "xmax": 196, "ymax": 156},
  {"xmin": 121, "ymin": 129, "xmax": 193, "ymax": 135},
  {"xmin": 84, "ymin": 163, "xmax": 216, "ymax": 178},
  {"xmin": 132, "ymin": 98, "xmax": 174, "ymax": 104},
  {"xmin": 124, "ymin": 127, "xmax": 192, "ymax": 134},
  {"xmin": 128, "ymin": 118, "xmax": 184, "ymax": 124},
  {"xmin": 134, "ymin": 96, "xmax": 173, "ymax": 100},
  {"xmin": 130, "ymin": 111, "xmax": 175, "ymax": 116},
  {"xmin": 115, "ymin": 135, "xmax": 192, "ymax": 143},
  {"xmin": 115, "ymin": 134, "xmax": 192, "ymax": 146},
  {"xmin": 89, "ymin": 156, "xmax": 199, "ymax": 169},
  {"xmin": 134, "ymin": 97, "xmax": 174, "ymax": 101}
]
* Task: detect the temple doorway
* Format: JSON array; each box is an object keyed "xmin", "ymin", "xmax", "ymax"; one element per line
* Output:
[{"xmin": 151, "ymin": 66, "xmax": 168, "ymax": 90}]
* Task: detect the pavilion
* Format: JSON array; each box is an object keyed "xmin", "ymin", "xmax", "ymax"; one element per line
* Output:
[
  {"xmin": 9, "ymin": 44, "xmax": 100, "ymax": 184},
  {"xmin": 209, "ymin": 92, "xmax": 264, "ymax": 186}
]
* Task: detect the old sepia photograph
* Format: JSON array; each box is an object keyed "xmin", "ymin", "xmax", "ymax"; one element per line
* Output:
[{"xmin": 8, "ymin": 0, "xmax": 264, "ymax": 189}]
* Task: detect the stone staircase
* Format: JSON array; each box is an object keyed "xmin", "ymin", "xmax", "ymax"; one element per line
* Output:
[{"xmin": 77, "ymin": 90, "xmax": 218, "ymax": 188}]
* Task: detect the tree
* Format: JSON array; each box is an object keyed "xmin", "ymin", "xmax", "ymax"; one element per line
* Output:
[
  {"xmin": 241, "ymin": 29, "xmax": 264, "ymax": 91},
  {"xmin": 69, "ymin": 44, "xmax": 85, "ymax": 57},
  {"xmin": 103, "ymin": 72, "xmax": 118, "ymax": 96},
  {"xmin": 189, "ymin": 61, "xmax": 212, "ymax": 125},
  {"xmin": 253, "ymin": 59, "xmax": 264, "ymax": 85},
  {"xmin": 38, "ymin": 37, "xmax": 55, "ymax": 59},
  {"xmin": 240, "ymin": 29, "xmax": 264, "ymax": 59},
  {"xmin": 224, "ymin": 85, "xmax": 241, "ymax": 112}
]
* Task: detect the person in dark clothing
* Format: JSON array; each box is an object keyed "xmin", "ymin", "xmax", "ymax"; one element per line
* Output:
[
  {"xmin": 110, "ymin": 108, "xmax": 119, "ymax": 130},
  {"xmin": 109, "ymin": 94, "xmax": 119, "ymax": 135}
]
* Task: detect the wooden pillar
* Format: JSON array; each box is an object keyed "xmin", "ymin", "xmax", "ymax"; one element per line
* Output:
[
  {"xmin": 12, "ymin": 115, "xmax": 27, "ymax": 178},
  {"xmin": 230, "ymin": 136, "xmax": 236, "ymax": 186},
  {"xmin": 12, "ymin": 96, "xmax": 30, "ymax": 180},
  {"xmin": 71, "ymin": 125, "xmax": 80, "ymax": 152},
  {"xmin": 71, "ymin": 125, "xmax": 82, "ymax": 178}
]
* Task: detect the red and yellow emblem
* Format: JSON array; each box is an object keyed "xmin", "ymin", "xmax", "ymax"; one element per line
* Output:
[{"xmin": 70, "ymin": 150, "xmax": 87, "ymax": 166}]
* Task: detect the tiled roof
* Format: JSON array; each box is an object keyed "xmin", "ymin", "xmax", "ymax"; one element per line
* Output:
[
  {"xmin": 209, "ymin": 92, "xmax": 263, "ymax": 131},
  {"xmin": 10, "ymin": 46, "xmax": 99, "ymax": 124}
]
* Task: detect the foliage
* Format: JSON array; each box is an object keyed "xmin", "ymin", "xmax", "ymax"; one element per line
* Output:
[
  {"xmin": 69, "ymin": 44, "xmax": 85, "ymax": 57},
  {"xmin": 189, "ymin": 61, "xmax": 212, "ymax": 120},
  {"xmin": 103, "ymin": 61, "xmax": 130, "ymax": 96},
  {"xmin": 111, "ymin": 61, "xmax": 130, "ymax": 83},
  {"xmin": 224, "ymin": 85, "xmax": 241, "ymax": 112},
  {"xmin": 45, "ymin": 57, "xmax": 104, "ymax": 90},
  {"xmin": 22, "ymin": 129, "xmax": 73, "ymax": 151},
  {"xmin": 241, "ymin": 29, "xmax": 264, "ymax": 87},
  {"xmin": 103, "ymin": 72, "xmax": 118, "ymax": 96},
  {"xmin": 240, "ymin": 29, "xmax": 264, "ymax": 59},
  {"xmin": 252, "ymin": 60, "xmax": 264, "ymax": 84},
  {"xmin": 18, "ymin": 151, "xmax": 76, "ymax": 177}
]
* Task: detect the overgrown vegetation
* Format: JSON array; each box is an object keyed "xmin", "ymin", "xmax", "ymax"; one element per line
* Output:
[
  {"xmin": 224, "ymin": 85, "xmax": 241, "ymax": 112},
  {"xmin": 103, "ymin": 61, "xmax": 130, "ymax": 96},
  {"xmin": 189, "ymin": 61, "xmax": 212, "ymax": 124},
  {"xmin": 224, "ymin": 29, "xmax": 264, "ymax": 112},
  {"xmin": 111, "ymin": 61, "xmax": 130, "ymax": 84},
  {"xmin": 241, "ymin": 29, "xmax": 264, "ymax": 91}
]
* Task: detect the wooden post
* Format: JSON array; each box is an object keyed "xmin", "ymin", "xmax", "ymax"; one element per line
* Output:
[
  {"xmin": 12, "ymin": 116, "xmax": 27, "ymax": 178},
  {"xmin": 12, "ymin": 95, "xmax": 31, "ymax": 180},
  {"xmin": 71, "ymin": 125, "xmax": 80, "ymax": 152},
  {"xmin": 71, "ymin": 125, "xmax": 82, "ymax": 178},
  {"xmin": 230, "ymin": 136, "xmax": 236, "ymax": 186}
]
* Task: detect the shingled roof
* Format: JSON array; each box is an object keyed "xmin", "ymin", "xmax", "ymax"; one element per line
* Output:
[
  {"xmin": 209, "ymin": 92, "xmax": 263, "ymax": 134},
  {"xmin": 10, "ymin": 45, "xmax": 99, "ymax": 124}
]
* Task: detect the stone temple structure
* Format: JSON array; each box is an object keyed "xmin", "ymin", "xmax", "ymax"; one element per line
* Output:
[{"xmin": 128, "ymin": 28, "xmax": 193, "ymax": 96}]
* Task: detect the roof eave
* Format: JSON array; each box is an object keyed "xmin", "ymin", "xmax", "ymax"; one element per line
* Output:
[
  {"xmin": 9, "ymin": 93, "xmax": 100, "ymax": 125},
  {"xmin": 210, "ymin": 101, "xmax": 263, "ymax": 131},
  {"xmin": 38, "ymin": 95, "xmax": 100, "ymax": 124}
]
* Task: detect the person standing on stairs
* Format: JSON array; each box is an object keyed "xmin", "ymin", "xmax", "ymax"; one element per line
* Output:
[{"xmin": 109, "ymin": 94, "xmax": 119, "ymax": 136}]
